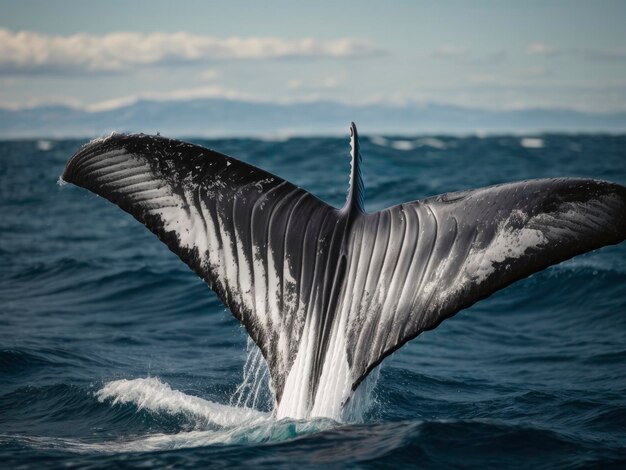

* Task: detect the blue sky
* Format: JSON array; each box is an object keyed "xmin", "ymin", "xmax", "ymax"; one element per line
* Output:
[{"xmin": 2, "ymin": 0, "xmax": 626, "ymax": 112}]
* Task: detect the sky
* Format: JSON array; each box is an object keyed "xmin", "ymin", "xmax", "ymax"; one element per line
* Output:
[{"xmin": 1, "ymin": 0, "xmax": 626, "ymax": 113}]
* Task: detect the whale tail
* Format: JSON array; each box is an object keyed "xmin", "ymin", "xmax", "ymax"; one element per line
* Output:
[{"xmin": 63, "ymin": 125, "xmax": 626, "ymax": 419}]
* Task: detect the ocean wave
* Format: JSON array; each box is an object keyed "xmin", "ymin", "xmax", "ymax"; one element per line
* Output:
[
  {"xmin": 2, "ymin": 136, "xmax": 626, "ymax": 467},
  {"xmin": 0, "ymin": 348, "xmax": 108, "ymax": 375},
  {"xmin": 1, "ymin": 377, "xmax": 338, "ymax": 454},
  {"xmin": 3, "ymin": 416, "xmax": 618, "ymax": 469},
  {"xmin": 96, "ymin": 377, "xmax": 267, "ymax": 429}
]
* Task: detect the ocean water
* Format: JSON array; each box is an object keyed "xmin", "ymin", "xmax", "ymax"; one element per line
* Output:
[{"xmin": 1, "ymin": 134, "xmax": 626, "ymax": 468}]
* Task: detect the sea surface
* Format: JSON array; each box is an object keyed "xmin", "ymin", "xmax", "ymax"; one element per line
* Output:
[{"xmin": 1, "ymin": 134, "xmax": 626, "ymax": 468}]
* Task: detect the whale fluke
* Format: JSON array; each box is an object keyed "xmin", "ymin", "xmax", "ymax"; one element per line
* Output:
[{"xmin": 63, "ymin": 126, "xmax": 626, "ymax": 419}]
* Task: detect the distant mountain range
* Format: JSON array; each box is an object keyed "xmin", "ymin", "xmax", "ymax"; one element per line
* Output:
[{"xmin": 2, "ymin": 98, "xmax": 626, "ymax": 138}]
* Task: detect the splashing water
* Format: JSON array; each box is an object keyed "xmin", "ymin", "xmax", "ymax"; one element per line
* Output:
[
  {"xmin": 230, "ymin": 338, "xmax": 273, "ymax": 411},
  {"xmin": 96, "ymin": 377, "xmax": 267, "ymax": 429},
  {"xmin": 47, "ymin": 339, "xmax": 379, "ymax": 455},
  {"xmin": 17, "ymin": 375, "xmax": 335, "ymax": 454},
  {"xmin": 229, "ymin": 337, "xmax": 381, "ymax": 423},
  {"xmin": 5, "ymin": 136, "xmax": 625, "ymax": 467}
]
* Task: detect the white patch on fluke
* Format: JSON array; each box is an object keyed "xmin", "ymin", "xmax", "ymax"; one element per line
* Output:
[
  {"xmin": 466, "ymin": 210, "xmax": 548, "ymax": 282},
  {"xmin": 277, "ymin": 286, "xmax": 376, "ymax": 421}
]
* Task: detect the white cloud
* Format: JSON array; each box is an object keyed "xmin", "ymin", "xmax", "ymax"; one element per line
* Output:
[
  {"xmin": 0, "ymin": 28, "xmax": 385, "ymax": 75},
  {"xmin": 526, "ymin": 43, "xmax": 560, "ymax": 56},
  {"xmin": 287, "ymin": 79, "xmax": 303, "ymax": 90},
  {"xmin": 526, "ymin": 43, "xmax": 626, "ymax": 61},
  {"xmin": 199, "ymin": 69, "xmax": 220, "ymax": 81},
  {"xmin": 85, "ymin": 85, "xmax": 261, "ymax": 111},
  {"xmin": 0, "ymin": 85, "xmax": 267, "ymax": 111}
]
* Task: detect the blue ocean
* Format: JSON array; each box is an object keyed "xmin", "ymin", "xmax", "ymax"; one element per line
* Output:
[{"xmin": 1, "ymin": 134, "xmax": 625, "ymax": 468}]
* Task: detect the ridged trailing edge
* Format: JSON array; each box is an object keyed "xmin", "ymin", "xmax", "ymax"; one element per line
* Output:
[{"xmin": 62, "ymin": 124, "xmax": 626, "ymax": 420}]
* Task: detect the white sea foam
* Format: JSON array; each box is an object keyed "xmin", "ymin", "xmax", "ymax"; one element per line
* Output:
[
  {"xmin": 96, "ymin": 377, "xmax": 267, "ymax": 428},
  {"xmin": 415, "ymin": 137, "xmax": 447, "ymax": 149},
  {"xmin": 369, "ymin": 136, "xmax": 389, "ymax": 147},
  {"xmin": 520, "ymin": 137, "xmax": 544, "ymax": 149},
  {"xmin": 4, "ymin": 419, "xmax": 334, "ymax": 454},
  {"xmin": 36, "ymin": 140, "xmax": 53, "ymax": 151},
  {"xmin": 7, "ymin": 374, "xmax": 337, "ymax": 454},
  {"xmin": 390, "ymin": 139, "xmax": 416, "ymax": 151},
  {"xmin": 369, "ymin": 136, "xmax": 447, "ymax": 151}
]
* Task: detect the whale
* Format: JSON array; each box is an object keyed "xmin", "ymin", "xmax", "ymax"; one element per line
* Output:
[{"xmin": 62, "ymin": 123, "xmax": 626, "ymax": 420}]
